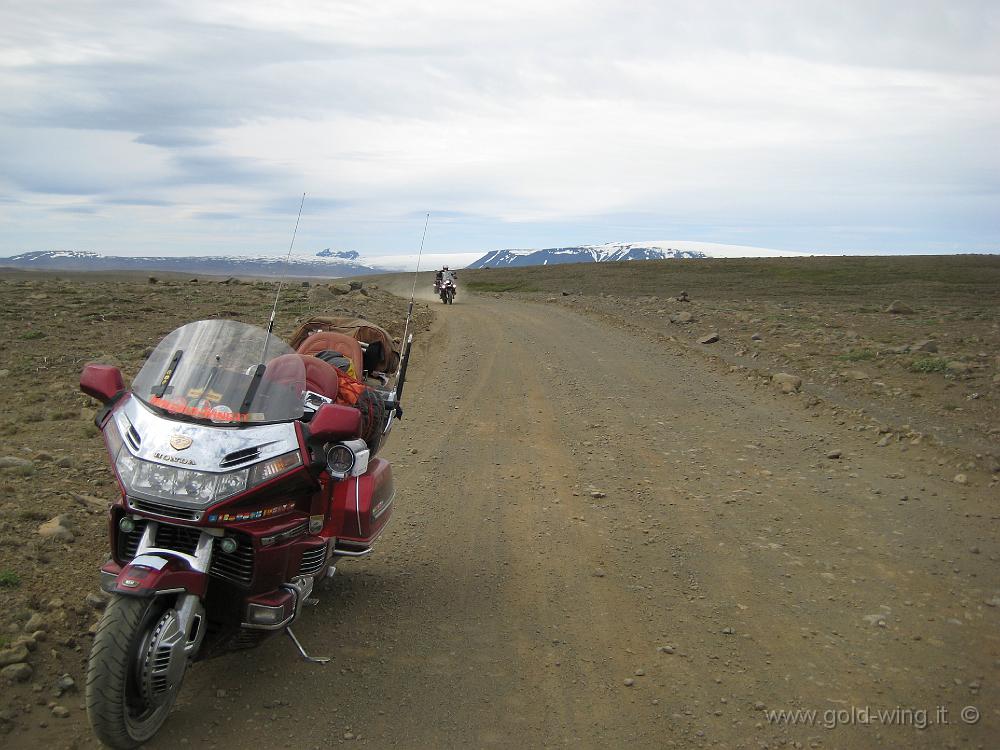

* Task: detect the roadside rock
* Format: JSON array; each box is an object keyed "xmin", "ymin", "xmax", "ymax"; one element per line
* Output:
[
  {"xmin": 669, "ymin": 311, "xmax": 694, "ymax": 324},
  {"xmin": 750, "ymin": 333, "xmax": 763, "ymax": 341},
  {"xmin": 85, "ymin": 592, "xmax": 110, "ymax": 610},
  {"xmin": 308, "ymin": 286, "xmax": 334, "ymax": 303},
  {"xmin": 954, "ymin": 474, "xmax": 968, "ymax": 485},
  {"xmin": 11, "ymin": 635, "xmax": 36, "ymax": 652},
  {"xmin": 0, "ymin": 644, "xmax": 29, "ymax": 667},
  {"xmin": 51, "ymin": 705, "xmax": 70, "ymax": 718},
  {"xmin": 842, "ymin": 369, "xmax": 871, "ymax": 381},
  {"xmin": 349, "ymin": 280, "xmax": 364, "ymax": 291},
  {"xmin": 771, "ymin": 373, "xmax": 802, "ymax": 394},
  {"xmin": 912, "ymin": 339, "xmax": 938, "ymax": 353},
  {"xmin": 0, "ymin": 456, "xmax": 34, "ymax": 471},
  {"xmin": 698, "ymin": 333, "xmax": 720, "ymax": 345},
  {"xmin": 55, "ymin": 674, "xmax": 76, "ymax": 695},
  {"xmin": 886, "ymin": 300, "xmax": 914, "ymax": 314},
  {"xmin": 25, "ymin": 612, "xmax": 48, "ymax": 632},
  {"xmin": 1, "ymin": 663, "xmax": 32, "ymax": 683},
  {"xmin": 37, "ymin": 515, "xmax": 74, "ymax": 542}
]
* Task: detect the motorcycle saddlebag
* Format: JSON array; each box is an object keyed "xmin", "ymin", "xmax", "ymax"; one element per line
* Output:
[{"xmin": 330, "ymin": 457, "xmax": 395, "ymax": 550}]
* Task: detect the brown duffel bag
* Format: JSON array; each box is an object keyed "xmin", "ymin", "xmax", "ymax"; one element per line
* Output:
[{"xmin": 289, "ymin": 316, "xmax": 399, "ymax": 374}]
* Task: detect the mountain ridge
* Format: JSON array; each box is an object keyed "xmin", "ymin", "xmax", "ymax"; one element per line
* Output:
[
  {"xmin": 1, "ymin": 240, "xmax": 812, "ymax": 276},
  {"xmin": 0, "ymin": 250, "xmax": 383, "ymax": 278},
  {"xmin": 469, "ymin": 243, "xmax": 706, "ymax": 268}
]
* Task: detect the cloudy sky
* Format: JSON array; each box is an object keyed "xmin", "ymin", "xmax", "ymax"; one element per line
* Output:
[{"xmin": 1, "ymin": 0, "xmax": 998, "ymax": 260}]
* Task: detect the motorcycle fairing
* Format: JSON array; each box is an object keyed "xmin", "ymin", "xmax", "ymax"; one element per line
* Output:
[{"xmin": 115, "ymin": 397, "xmax": 300, "ymax": 474}]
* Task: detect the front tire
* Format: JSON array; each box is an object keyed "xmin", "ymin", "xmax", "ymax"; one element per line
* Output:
[{"xmin": 86, "ymin": 595, "xmax": 183, "ymax": 749}]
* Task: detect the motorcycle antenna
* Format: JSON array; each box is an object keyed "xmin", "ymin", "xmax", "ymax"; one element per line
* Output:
[
  {"xmin": 264, "ymin": 192, "xmax": 306, "ymax": 346},
  {"xmin": 401, "ymin": 213, "xmax": 429, "ymax": 347},
  {"xmin": 392, "ymin": 212, "xmax": 429, "ymax": 408},
  {"xmin": 240, "ymin": 193, "xmax": 305, "ymax": 414}
]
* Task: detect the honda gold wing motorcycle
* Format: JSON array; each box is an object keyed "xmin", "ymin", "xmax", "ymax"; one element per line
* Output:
[{"xmin": 79, "ymin": 318, "xmax": 408, "ymax": 748}]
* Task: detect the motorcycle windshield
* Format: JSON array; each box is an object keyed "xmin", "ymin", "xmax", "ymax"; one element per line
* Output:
[{"xmin": 131, "ymin": 320, "xmax": 305, "ymax": 424}]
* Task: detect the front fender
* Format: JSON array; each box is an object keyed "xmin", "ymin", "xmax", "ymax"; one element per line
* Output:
[{"xmin": 101, "ymin": 555, "xmax": 208, "ymax": 598}]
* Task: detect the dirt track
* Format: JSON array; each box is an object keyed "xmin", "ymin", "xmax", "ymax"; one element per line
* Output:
[
  {"xmin": 7, "ymin": 286, "xmax": 996, "ymax": 749},
  {"xmin": 134, "ymin": 291, "xmax": 995, "ymax": 749}
]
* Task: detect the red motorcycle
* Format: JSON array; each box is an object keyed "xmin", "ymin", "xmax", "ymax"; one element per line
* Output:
[{"xmin": 80, "ymin": 318, "xmax": 408, "ymax": 748}]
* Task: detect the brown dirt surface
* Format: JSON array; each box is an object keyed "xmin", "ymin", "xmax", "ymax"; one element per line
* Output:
[{"xmin": 1, "ymin": 257, "xmax": 997, "ymax": 749}]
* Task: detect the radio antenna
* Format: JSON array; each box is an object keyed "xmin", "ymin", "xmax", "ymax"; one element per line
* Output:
[
  {"xmin": 241, "ymin": 193, "xmax": 305, "ymax": 414},
  {"xmin": 401, "ymin": 213, "xmax": 429, "ymax": 347},
  {"xmin": 265, "ymin": 192, "xmax": 306, "ymax": 341},
  {"xmin": 391, "ymin": 212, "xmax": 429, "ymax": 408}
]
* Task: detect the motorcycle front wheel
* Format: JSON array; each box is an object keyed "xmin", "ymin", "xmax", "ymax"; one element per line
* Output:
[{"xmin": 86, "ymin": 595, "xmax": 185, "ymax": 749}]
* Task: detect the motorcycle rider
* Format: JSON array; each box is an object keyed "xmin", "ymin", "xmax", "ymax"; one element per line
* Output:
[{"xmin": 435, "ymin": 266, "xmax": 457, "ymax": 291}]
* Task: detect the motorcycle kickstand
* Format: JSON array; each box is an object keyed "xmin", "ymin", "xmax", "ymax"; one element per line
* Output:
[{"xmin": 286, "ymin": 627, "xmax": 331, "ymax": 664}]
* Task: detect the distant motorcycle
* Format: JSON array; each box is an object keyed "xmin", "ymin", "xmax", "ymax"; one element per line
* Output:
[{"xmin": 437, "ymin": 278, "xmax": 456, "ymax": 305}]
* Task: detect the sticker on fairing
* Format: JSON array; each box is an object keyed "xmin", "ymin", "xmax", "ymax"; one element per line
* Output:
[{"xmin": 208, "ymin": 502, "xmax": 295, "ymax": 523}]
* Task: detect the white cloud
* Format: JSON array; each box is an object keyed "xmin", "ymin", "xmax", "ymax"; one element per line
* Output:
[{"xmin": 0, "ymin": 0, "xmax": 997, "ymax": 256}]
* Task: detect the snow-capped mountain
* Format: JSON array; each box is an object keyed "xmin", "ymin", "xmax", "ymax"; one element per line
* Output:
[
  {"xmin": 468, "ymin": 241, "xmax": 807, "ymax": 268},
  {"xmin": 315, "ymin": 249, "xmax": 360, "ymax": 260},
  {"xmin": 0, "ymin": 250, "xmax": 388, "ymax": 278}
]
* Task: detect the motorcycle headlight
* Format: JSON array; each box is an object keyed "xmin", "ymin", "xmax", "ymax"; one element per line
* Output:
[
  {"xmin": 114, "ymin": 449, "xmax": 301, "ymax": 508},
  {"xmin": 117, "ymin": 454, "xmax": 249, "ymax": 506}
]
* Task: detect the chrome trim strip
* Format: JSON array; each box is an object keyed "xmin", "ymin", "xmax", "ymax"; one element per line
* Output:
[
  {"xmin": 331, "ymin": 547, "xmax": 372, "ymax": 558},
  {"xmin": 135, "ymin": 521, "xmax": 214, "ymax": 573},
  {"xmin": 332, "ymin": 513, "xmax": 394, "ymax": 557},
  {"xmin": 241, "ymin": 609, "xmax": 295, "ymax": 631}
]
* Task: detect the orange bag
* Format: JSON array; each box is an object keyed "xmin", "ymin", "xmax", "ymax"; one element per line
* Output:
[{"xmin": 334, "ymin": 371, "xmax": 386, "ymax": 454}]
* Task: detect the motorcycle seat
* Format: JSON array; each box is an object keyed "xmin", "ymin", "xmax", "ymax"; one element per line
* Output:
[
  {"xmin": 297, "ymin": 332, "xmax": 364, "ymax": 377},
  {"xmin": 266, "ymin": 353, "xmax": 340, "ymax": 401}
]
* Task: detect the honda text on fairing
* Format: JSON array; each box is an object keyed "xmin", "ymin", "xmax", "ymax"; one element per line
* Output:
[{"xmin": 80, "ymin": 318, "xmax": 408, "ymax": 748}]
